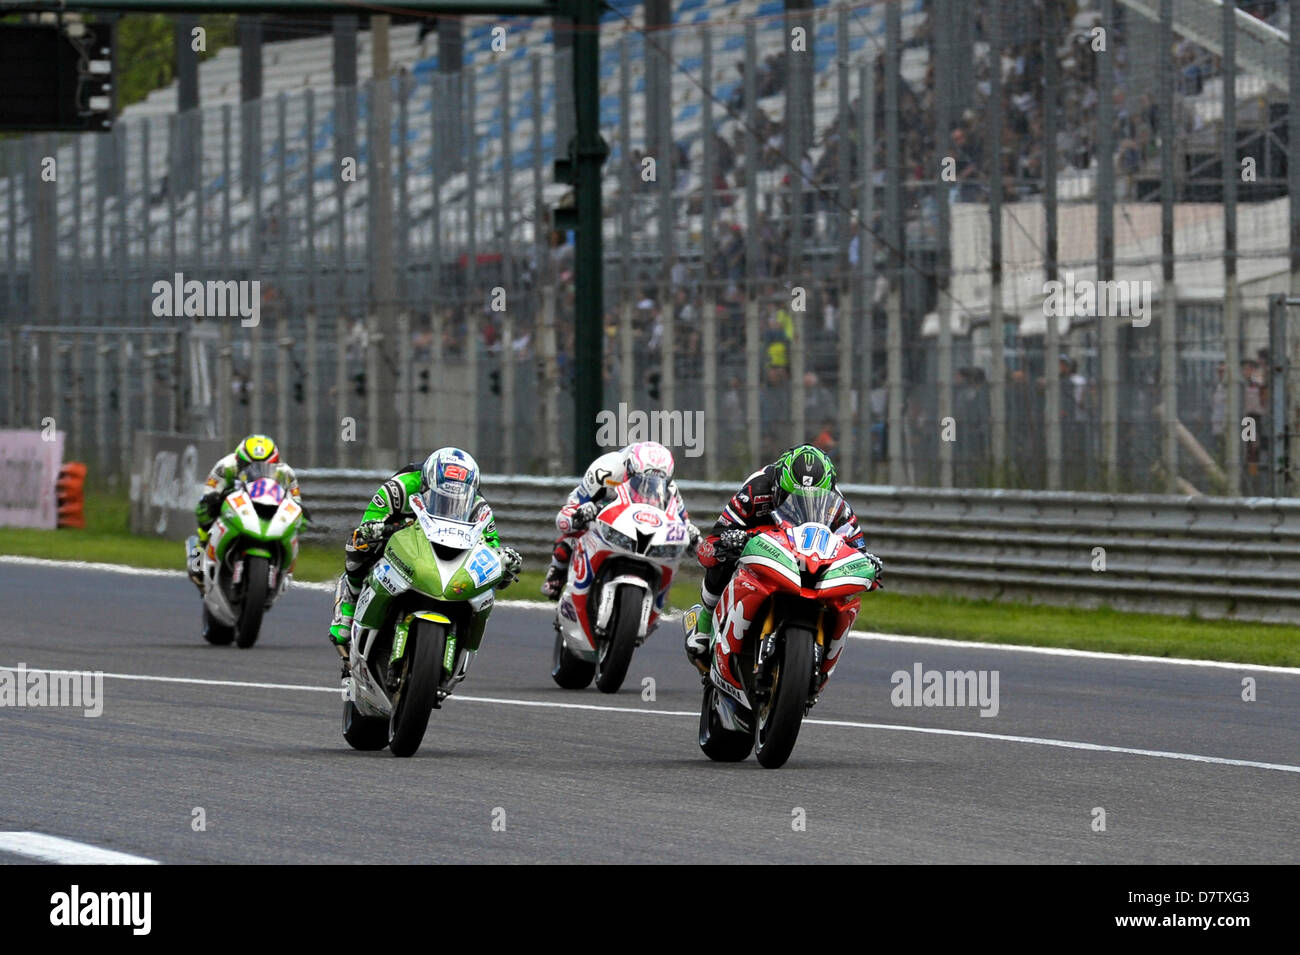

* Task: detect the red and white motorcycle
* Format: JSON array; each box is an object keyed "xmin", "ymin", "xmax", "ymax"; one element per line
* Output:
[{"xmin": 551, "ymin": 482, "xmax": 693, "ymax": 693}]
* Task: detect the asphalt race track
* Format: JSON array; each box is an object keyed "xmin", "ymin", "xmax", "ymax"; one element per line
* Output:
[{"xmin": 1, "ymin": 560, "xmax": 1298, "ymax": 864}]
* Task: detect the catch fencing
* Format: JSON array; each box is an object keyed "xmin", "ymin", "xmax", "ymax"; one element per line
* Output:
[
  {"xmin": 1, "ymin": 1, "xmax": 1298, "ymax": 497},
  {"xmin": 297, "ymin": 469, "xmax": 1300, "ymax": 623}
]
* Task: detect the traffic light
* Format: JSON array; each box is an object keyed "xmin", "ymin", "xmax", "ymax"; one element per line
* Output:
[{"xmin": 0, "ymin": 21, "xmax": 114, "ymax": 133}]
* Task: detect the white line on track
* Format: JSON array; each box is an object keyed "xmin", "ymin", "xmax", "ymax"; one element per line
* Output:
[
  {"xmin": 0, "ymin": 831, "xmax": 159, "ymax": 865},
  {"xmin": 5, "ymin": 664, "xmax": 1298, "ymax": 776},
  {"xmin": 5, "ymin": 554, "xmax": 1300, "ymax": 674}
]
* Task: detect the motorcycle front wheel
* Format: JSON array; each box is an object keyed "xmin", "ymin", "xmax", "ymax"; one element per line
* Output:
[
  {"xmin": 754, "ymin": 625, "xmax": 815, "ymax": 769},
  {"xmin": 387, "ymin": 618, "xmax": 446, "ymax": 757},
  {"xmin": 234, "ymin": 555, "xmax": 270, "ymax": 648},
  {"xmin": 594, "ymin": 585, "xmax": 641, "ymax": 693}
]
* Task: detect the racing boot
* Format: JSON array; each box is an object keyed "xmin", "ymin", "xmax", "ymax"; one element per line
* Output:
[
  {"xmin": 329, "ymin": 574, "xmax": 357, "ymax": 662},
  {"xmin": 683, "ymin": 603, "xmax": 714, "ymax": 676},
  {"xmin": 186, "ymin": 532, "xmax": 206, "ymax": 592}
]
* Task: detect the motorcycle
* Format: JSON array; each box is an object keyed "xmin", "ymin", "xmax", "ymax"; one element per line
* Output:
[
  {"xmin": 686, "ymin": 488, "xmax": 880, "ymax": 768},
  {"xmin": 187, "ymin": 475, "xmax": 304, "ymax": 649},
  {"xmin": 341, "ymin": 491, "xmax": 517, "ymax": 757},
  {"xmin": 551, "ymin": 482, "xmax": 693, "ymax": 693}
]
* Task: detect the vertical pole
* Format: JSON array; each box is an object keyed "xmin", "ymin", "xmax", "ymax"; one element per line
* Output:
[
  {"xmin": 571, "ymin": 0, "xmax": 606, "ymax": 472},
  {"xmin": 858, "ymin": 61, "xmax": 876, "ymax": 482},
  {"xmin": 1098, "ymin": 0, "xmax": 1118, "ymax": 490},
  {"xmin": 701, "ymin": 27, "xmax": 718, "ymax": 480},
  {"xmin": 1159, "ymin": 0, "xmax": 1178, "ymax": 492},
  {"xmin": 619, "ymin": 34, "xmax": 635, "ymax": 413},
  {"xmin": 1270, "ymin": 295, "xmax": 1288, "ymax": 495},
  {"xmin": 744, "ymin": 20, "xmax": 761, "ymax": 465},
  {"xmin": 305, "ymin": 87, "xmax": 319, "ymax": 467},
  {"xmin": 501, "ymin": 60, "xmax": 516, "ymax": 473},
  {"xmin": 988, "ymin": 0, "xmax": 1006, "ymax": 484},
  {"xmin": 885, "ymin": 3, "xmax": 905, "ymax": 486},
  {"xmin": 466, "ymin": 70, "xmax": 480, "ymax": 454},
  {"xmin": 1288, "ymin": 0, "xmax": 1300, "ymax": 488},
  {"xmin": 656, "ymin": 18, "xmax": 675, "ymax": 419},
  {"xmin": 934, "ymin": 0, "xmax": 953, "ymax": 488},
  {"xmin": 1223, "ymin": 0, "xmax": 1240, "ymax": 495},
  {"xmin": 835, "ymin": 6, "xmax": 854, "ymax": 478},
  {"xmin": 372, "ymin": 16, "xmax": 397, "ymax": 461},
  {"xmin": 1043, "ymin": 0, "xmax": 1062, "ymax": 490},
  {"xmin": 95, "ymin": 333, "xmax": 108, "ymax": 472}
]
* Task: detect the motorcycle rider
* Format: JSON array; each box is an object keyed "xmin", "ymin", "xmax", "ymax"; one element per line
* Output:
[
  {"xmin": 540, "ymin": 440, "xmax": 700, "ymax": 600},
  {"xmin": 188, "ymin": 434, "xmax": 300, "ymax": 590},
  {"xmin": 327, "ymin": 447, "xmax": 523, "ymax": 657},
  {"xmin": 684, "ymin": 444, "xmax": 883, "ymax": 673}
]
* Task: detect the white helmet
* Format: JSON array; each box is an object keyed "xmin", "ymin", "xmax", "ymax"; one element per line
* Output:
[
  {"xmin": 420, "ymin": 447, "xmax": 481, "ymax": 521},
  {"xmin": 625, "ymin": 441, "xmax": 674, "ymax": 507}
]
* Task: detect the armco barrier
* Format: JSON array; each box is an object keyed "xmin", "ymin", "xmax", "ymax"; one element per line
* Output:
[{"xmin": 294, "ymin": 471, "xmax": 1300, "ymax": 624}]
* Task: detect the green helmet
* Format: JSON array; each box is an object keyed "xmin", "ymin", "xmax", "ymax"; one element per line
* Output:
[{"xmin": 776, "ymin": 445, "xmax": 836, "ymax": 496}]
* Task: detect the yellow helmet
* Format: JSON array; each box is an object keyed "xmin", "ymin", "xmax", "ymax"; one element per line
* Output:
[{"xmin": 237, "ymin": 434, "xmax": 279, "ymax": 466}]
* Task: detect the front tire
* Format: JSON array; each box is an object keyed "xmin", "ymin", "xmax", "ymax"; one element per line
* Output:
[
  {"xmin": 551, "ymin": 629, "xmax": 595, "ymax": 689},
  {"xmin": 234, "ymin": 555, "xmax": 270, "ymax": 648},
  {"xmin": 698, "ymin": 684, "xmax": 754, "ymax": 762},
  {"xmin": 594, "ymin": 585, "xmax": 642, "ymax": 694},
  {"xmin": 342, "ymin": 699, "xmax": 388, "ymax": 750},
  {"xmin": 388, "ymin": 619, "xmax": 446, "ymax": 757},
  {"xmin": 754, "ymin": 625, "xmax": 815, "ymax": 769},
  {"xmin": 201, "ymin": 606, "xmax": 234, "ymax": 646}
]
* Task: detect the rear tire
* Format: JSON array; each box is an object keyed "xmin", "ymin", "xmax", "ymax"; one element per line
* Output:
[
  {"xmin": 754, "ymin": 625, "xmax": 815, "ymax": 769},
  {"xmin": 551, "ymin": 629, "xmax": 595, "ymax": 689},
  {"xmin": 388, "ymin": 619, "xmax": 446, "ymax": 757},
  {"xmin": 234, "ymin": 555, "xmax": 270, "ymax": 648},
  {"xmin": 594, "ymin": 585, "xmax": 642, "ymax": 694},
  {"xmin": 201, "ymin": 606, "xmax": 234, "ymax": 646},
  {"xmin": 698, "ymin": 684, "xmax": 754, "ymax": 762},
  {"xmin": 342, "ymin": 699, "xmax": 388, "ymax": 750}
]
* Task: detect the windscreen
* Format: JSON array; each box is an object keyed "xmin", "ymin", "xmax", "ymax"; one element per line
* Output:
[{"xmin": 773, "ymin": 487, "xmax": 841, "ymax": 528}]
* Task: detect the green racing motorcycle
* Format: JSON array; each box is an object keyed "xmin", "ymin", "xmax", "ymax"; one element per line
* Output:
[
  {"xmin": 188, "ymin": 476, "xmax": 305, "ymax": 649},
  {"xmin": 341, "ymin": 490, "xmax": 518, "ymax": 757}
]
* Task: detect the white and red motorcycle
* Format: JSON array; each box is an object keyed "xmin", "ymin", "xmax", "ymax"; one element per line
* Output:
[{"xmin": 551, "ymin": 482, "xmax": 694, "ymax": 693}]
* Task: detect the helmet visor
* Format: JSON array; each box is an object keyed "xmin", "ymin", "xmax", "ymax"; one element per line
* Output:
[
  {"xmin": 239, "ymin": 460, "xmax": 272, "ymax": 482},
  {"xmin": 628, "ymin": 471, "xmax": 669, "ymax": 508},
  {"xmin": 423, "ymin": 482, "xmax": 475, "ymax": 522}
]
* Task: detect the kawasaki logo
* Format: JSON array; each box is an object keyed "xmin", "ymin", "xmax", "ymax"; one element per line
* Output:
[{"xmin": 443, "ymin": 635, "xmax": 457, "ymax": 672}]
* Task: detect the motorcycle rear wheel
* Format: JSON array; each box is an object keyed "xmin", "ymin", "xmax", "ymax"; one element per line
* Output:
[
  {"xmin": 201, "ymin": 606, "xmax": 234, "ymax": 646},
  {"xmin": 551, "ymin": 629, "xmax": 596, "ymax": 689},
  {"xmin": 698, "ymin": 684, "xmax": 754, "ymax": 762},
  {"xmin": 342, "ymin": 699, "xmax": 389, "ymax": 750}
]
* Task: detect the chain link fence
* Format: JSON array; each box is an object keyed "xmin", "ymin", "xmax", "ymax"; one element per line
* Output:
[{"xmin": 1, "ymin": 1, "xmax": 1297, "ymax": 494}]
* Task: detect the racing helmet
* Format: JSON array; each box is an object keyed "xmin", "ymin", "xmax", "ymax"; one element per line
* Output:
[
  {"xmin": 421, "ymin": 447, "xmax": 481, "ymax": 522},
  {"xmin": 236, "ymin": 434, "xmax": 279, "ymax": 481},
  {"xmin": 625, "ymin": 441, "xmax": 673, "ymax": 507},
  {"xmin": 776, "ymin": 445, "xmax": 836, "ymax": 499}
]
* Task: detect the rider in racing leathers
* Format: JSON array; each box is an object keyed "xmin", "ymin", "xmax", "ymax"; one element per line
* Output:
[
  {"xmin": 684, "ymin": 444, "xmax": 883, "ymax": 674},
  {"xmin": 326, "ymin": 447, "xmax": 523, "ymax": 658},
  {"xmin": 539, "ymin": 440, "xmax": 700, "ymax": 600}
]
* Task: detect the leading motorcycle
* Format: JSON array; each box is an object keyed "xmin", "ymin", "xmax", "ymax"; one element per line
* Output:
[
  {"xmin": 342, "ymin": 491, "xmax": 518, "ymax": 757},
  {"xmin": 685, "ymin": 488, "xmax": 880, "ymax": 768}
]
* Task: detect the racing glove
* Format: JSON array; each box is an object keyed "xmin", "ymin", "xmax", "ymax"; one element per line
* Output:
[
  {"xmin": 714, "ymin": 527, "xmax": 751, "ymax": 561},
  {"xmin": 861, "ymin": 550, "xmax": 884, "ymax": 587},
  {"xmin": 570, "ymin": 501, "xmax": 599, "ymax": 530},
  {"xmin": 497, "ymin": 546, "xmax": 523, "ymax": 587},
  {"xmin": 686, "ymin": 522, "xmax": 702, "ymax": 555},
  {"xmin": 351, "ymin": 519, "xmax": 390, "ymax": 550}
]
